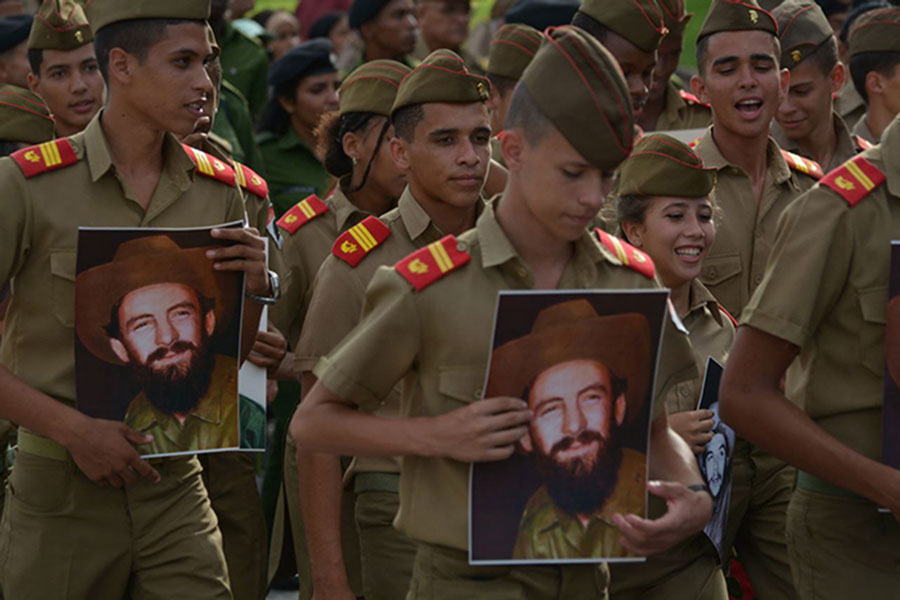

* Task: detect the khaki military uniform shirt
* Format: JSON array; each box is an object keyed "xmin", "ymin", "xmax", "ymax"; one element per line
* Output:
[
  {"xmin": 654, "ymin": 80, "xmax": 713, "ymax": 132},
  {"xmin": 512, "ymin": 448, "xmax": 646, "ymax": 560},
  {"xmin": 695, "ymin": 129, "xmax": 818, "ymax": 317},
  {"xmin": 852, "ymin": 114, "xmax": 879, "ymax": 145},
  {"xmin": 314, "ymin": 199, "xmax": 697, "ymax": 553},
  {"xmin": 270, "ymin": 187, "xmax": 370, "ymax": 346},
  {"xmin": 296, "ymin": 187, "xmax": 445, "ymax": 475},
  {"xmin": 0, "ymin": 114, "xmax": 245, "ymax": 409},
  {"xmin": 125, "ymin": 355, "xmax": 240, "ymax": 456},
  {"xmin": 743, "ymin": 118, "xmax": 900, "ymax": 461},
  {"xmin": 771, "ymin": 113, "xmax": 860, "ymax": 173},
  {"xmin": 836, "ymin": 83, "xmax": 866, "ymax": 132}
]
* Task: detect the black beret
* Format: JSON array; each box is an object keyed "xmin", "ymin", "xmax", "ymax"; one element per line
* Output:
[
  {"xmin": 268, "ymin": 38, "xmax": 337, "ymax": 89},
  {"xmin": 0, "ymin": 14, "xmax": 33, "ymax": 53},
  {"xmin": 309, "ymin": 11, "xmax": 344, "ymax": 39},
  {"xmin": 349, "ymin": 0, "xmax": 391, "ymax": 30},
  {"xmin": 504, "ymin": 0, "xmax": 580, "ymax": 31}
]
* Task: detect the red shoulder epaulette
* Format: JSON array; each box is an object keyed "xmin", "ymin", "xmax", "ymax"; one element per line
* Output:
[
  {"xmin": 718, "ymin": 305, "xmax": 738, "ymax": 328},
  {"xmin": 854, "ymin": 135, "xmax": 873, "ymax": 152},
  {"xmin": 820, "ymin": 155, "xmax": 885, "ymax": 207},
  {"xmin": 233, "ymin": 161, "xmax": 269, "ymax": 198},
  {"xmin": 780, "ymin": 149, "xmax": 823, "ymax": 180},
  {"xmin": 688, "ymin": 135, "xmax": 703, "ymax": 148},
  {"xmin": 395, "ymin": 235, "xmax": 471, "ymax": 291},
  {"xmin": 276, "ymin": 194, "xmax": 329, "ymax": 234},
  {"xmin": 594, "ymin": 228, "xmax": 655, "ymax": 280},
  {"xmin": 678, "ymin": 89, "xmax": 709, "ymax": 107},
  {"xmin": 331, "ymin": 216, "xmax": 391, "ymax": 267},
  {"xmin": 11, "ymin": 139, "xmax": 78, "ymax": 178},
  {"xmin": 182, "ymin": 144, "xmax": 236, "ymax": 186}
]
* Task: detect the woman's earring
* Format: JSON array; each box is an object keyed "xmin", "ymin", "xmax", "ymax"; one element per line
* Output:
[{"xmin": 352, "ymin": 156, "xmax": 358, "ymax": 166}]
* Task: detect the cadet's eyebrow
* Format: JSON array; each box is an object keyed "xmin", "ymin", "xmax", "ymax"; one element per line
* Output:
[
  {"xmin": 428, "ymin": 127, "xmax": 459, "ymax": 137},
  {"xmin": 751, "ymin": 53, "xmax": 776, "ymax": 63},
  {"xmin": 712, "ymin": 56, "xmax": 738, "ymax": 69}
]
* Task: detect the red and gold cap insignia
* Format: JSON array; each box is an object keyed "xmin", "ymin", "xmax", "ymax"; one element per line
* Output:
[
  {"xmin": 395, "ymin": 235, "xmax": 471, "ymax": 291},
  {"xmin": 11, "ymin": 139, "xmax": 78, "ymax": 178},
  {"xmin": 331, "ymin": 216, "xmax": 391, "ymax": 267},
  {"xmin": 821, "ymin": 155, "xmax": 885, "ymax": 207},
  {"xmin": 595, "ymin": 229, "xmax": 655, "ymax": 279},
  {"xmin": 277, "ymin": 195, "xmax": 329, "ymax": 234}
]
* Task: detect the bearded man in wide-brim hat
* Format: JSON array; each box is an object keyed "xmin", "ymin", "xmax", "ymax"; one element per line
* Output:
[
  {"xmin": 485, "ymin": 298, "xmax": 653, "ymax": 560},
  {"xmin": 74, "ymin": 234, "xmax": 255, "ymax": 456}
]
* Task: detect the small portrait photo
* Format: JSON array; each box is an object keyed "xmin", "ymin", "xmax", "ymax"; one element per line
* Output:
[
  {"xmin": 74, "ymin": 223, "xmax": 250, "ymax": 458},
  {"xmin": 882, "ymin": 242, "xmax": 900, "ymax": 470},
  {"xmin": 470, "ymin": 290, "xmax": 669, "ymax": 565},
  {"xmin": 696, "ymin": 357, "xmax": 734, "ymax": 560}
]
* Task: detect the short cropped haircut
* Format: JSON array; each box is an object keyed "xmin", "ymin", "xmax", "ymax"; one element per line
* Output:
[
  {"xmin": 93, "ymin": 18, "xmax": 201, "ymax": 82},
  {"xmin": 27, "ymin": 48, "xmax": 43, "ymax": 74},
  {"xmin": 503, "ymin": 83, "xmax": 553, "ymax": 146},
  {"xmin": 802, "ymin": 36, "xmax": 839, "ymax": 77},
  {"xmin": 392, "ymin": 103, "xmax": 425, "ymax": 142},
  {"xmin": 696, "ymin": 33, "xmax": 781, "ymax": 77},
  {"xmin": 850, "ymin": 51, "xmax": 900, "ymax": 103}
]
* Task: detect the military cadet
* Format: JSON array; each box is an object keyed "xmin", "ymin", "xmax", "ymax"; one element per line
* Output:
[
  {"xmin": 571, "ymin": 0, "xmax": 667, "ymax": 121},
  {"xmin": 689, "ymin": 2, "xmax": 817, "ymax": 597},
  {"xmin": 412, "ymin": 0, "xmax": 481, "ymax": 72},
  {"xmin": 25, "ymin": 0, "xmax": 103, "ymax": 138},
  {"xmin": 0, "ymin": 0, "xmax": 277, "ymax": 598},
  {"xmin": 608, "ymin": 134, "xmax": 729, "ymax": 600},
  {"xmin": 210, "ymin": 0, "xmax": 268, "ymax": 121},
  {"xmin": 258, "ymin": 39, "xmax": 339, "ymax": 217},
  {"xmin": 272, "ymin": 58, "xmax": 412, "ymax": 600},
  {"xmin": 0, "ymin": 83, "xmax": 54, "ymax": 154},
  {"xmin": 293, "ymin": 26, "xmax": 713, "ymax": 598},
  {"xmin": 638, "ymin": 0, "xmax": 712, "ymax": 132},
  {"xmin": 295, "ymin": 50, "xmax": 492, "ymax": 600},
  {"xmin": 720, "ymin": 112, "xmax": 900, "ymax": 599},
  {"xmin": 345, "ymin": 0, "xmax": 418, "ymax": 73},
  {"xmin": 846, "ymin": 6, "xmax": 900, "ymax": 145},
  {"xmin": 833, "ymin": 1, "xmax": 890, "ymax": 131},
  {"xmin": 484, "ymin": 23, "xmax": 541, "ymax": 167},
  {"xmin": 0, "ymin": 13, "xmax": 31, "ymax": 87},
  {"xmin": 772, "ymin": 0, "xmax": 870, "ymax": 172}
]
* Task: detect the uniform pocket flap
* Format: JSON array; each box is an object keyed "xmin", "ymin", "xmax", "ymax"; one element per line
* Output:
[
  {"xmin": 438, "ymin": 365, "xmax": 489, "ymax": 404},
  {"xmin": 858, "ymin": 286, "xmax": 887, "ymax": 324},
  {"xmin": 49, "ymin": 250, "xmax": 76, "ymax": 282},
  {"xmin": 700, "ymin": 253, "xmax": 742, "ymax": 286}
]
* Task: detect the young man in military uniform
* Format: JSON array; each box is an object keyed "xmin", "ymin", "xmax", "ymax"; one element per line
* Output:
[
  {"xmin": 26, "ymin": 0, "xmax": 104, "ymax": 138},
  {"xmin": 293, "ymin": 26, "xmax": 713, "ymax": 599},
  {"xmin": 412, "ymin": 0, "xmax": 481, "ymax": 72},
  {"xmin": 689, "ymin": 1, "xmax": 818, "ymax": 597},
  {"xmin": 638, "ymin": 0, "xmax": 712, "ymax": 133},
  {"xmin": 571, "ymin": 0, "xmax": 668, "ymax": 122},
  {"xmin": 294, "ymin": 50, "xmax": 491, "ymax": 600},
  {"xmin": 721, "ymin": 112, "xmax": 900, "ymax": 599},
  {"xmin": 0, "ymin": 13, "xmax": 31, "ymax": 88},
  {"xmin": 0, "ymin": 2, "xmax": 275, "ymax": 598},
  {"xmin": 772, "ymin": 0, "xmax": 870, "ymax": 173},
  {"xmin": 345, "ymin": 0, "xmax": 418, "ymax": 74},
  {"xmin": 484, "ymin": 23, "xmax": 542, "ymax": 167},
  {"xmin": 846, "ymin": 6, "xmax": 900, "ymax": 145}
]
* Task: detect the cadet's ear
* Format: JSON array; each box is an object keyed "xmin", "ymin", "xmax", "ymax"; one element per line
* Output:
[
  {"xmin": 204, "ymin": 310, "xmax": 216, "ymax": 337},
  {"xmin": 777, "ymin": 67, "xmax": 791, "ymax": 104},
  {"xmin": 390, "ymin": 135, "xmax": 411, "ymax": 172},
  {"xmin": 499, "ymin": 128, "xmax": 524, "ymax": 172},
  {"xmin": 486, "ymin": 84, "xmax": 502, "ymax": 113},
  {"xmin": 110, "ymin": 337, "xmax": 130, "ymax": 364},
  {"xmin": 620, "ymin": 220, "xmax": 645, "ymax": 248},
  {"xmin": 829, "ymin": 61, "xmax": 846, "ymax": 94},
  {"xmin": 107, "ymin": 47, "xmax": 135, "ymax": 85},
  {"xmin": 690, "ymin": 74, "xmax": 708, "ymax": 105},
  {"xmin": 276, "ymin": 94, "xmax": 295, "ymax": 115},
  {"xmin": 26, "ymin": 71, "xmax": 39, "ymax": 94},
  {"xmin": 614, "ymin": 392, "xmax": 626, "ymax": 427}
]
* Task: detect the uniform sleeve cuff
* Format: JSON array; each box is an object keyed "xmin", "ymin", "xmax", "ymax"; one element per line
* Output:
[
  {"xmin": 741, "ymin": 307, "xmax": 807, "ymax": 348},
  {"xmin": 313, "ymin": 355, "xmax": 382, "ymax": 413}
]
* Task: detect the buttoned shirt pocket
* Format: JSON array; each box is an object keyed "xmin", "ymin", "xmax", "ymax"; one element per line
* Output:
[
  {"xmin": 857, "ymin": 286, "xmax": 887, "ymax": 377},
  {"xmin": 700, "ymin": 253, "xmax": 742, "ymax": 311},
  {"xmin": 49, "ymin": 250, "xmax": 76, "ymax": 328},
  {"xmin": 437, "ymin": 365, "xmax": 488, "ymax": 410}
]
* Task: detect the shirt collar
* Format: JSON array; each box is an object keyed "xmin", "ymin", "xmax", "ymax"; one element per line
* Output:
[
  {"xmin": 686, "ymin": 278, "xmax": 723, "ymax": 326},
  {"xmin": 329, "ymin": 185, "xmax": 370, "ymax": 230},
  {"xmin": 881, "ymin": 117, "xmax": 900, "ymax": 198},
  {"xmin": 696, "ymin": 128, "xmax": 791, "ymax": 185},
  {"xmin": 277, "ymin": 127, "xmax": 313, "ymax": 152},
  {"xmin": 398, "ymin": 186, "xmax": 438, "ymax": 241}
]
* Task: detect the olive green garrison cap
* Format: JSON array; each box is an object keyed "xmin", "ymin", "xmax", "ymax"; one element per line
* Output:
[
  {"xmin": 616, "ymin": 133, "xmax": 716, "ymax": 198},
  {"xmin": 520, "ymin": 25, "xmax": 634, "ymax": 170},
  {"xmin": 28, "ymin": 0, "xmax": 93, "ymax": 50},
  {"xmin": 578, "ymin": 0, "xmax": 668, "ymax": 52},
  {"xmin": 340, "ymin": 59, "xmax": 411, "ymax": 117},
  {"xmin": 658, "ymin": 0, "xmax": 692, "ymax": 30},
  {"xmin": 487, "ymin": 23, "xmax": 542, "ymax": 81},
  {"xmin": 0, "ymin": 84, "xmax": 55, "ymax": 143},
  {"xmin": 773, "ymin": 0, "xmax": 832, "ymax": 67},
  {"xmin": 84, "ymin": 0, "xmax": 210, "ymax": 33},
  {"xmin": 848, "ymin": 6, "xmax": 900, "ymax": 57},
  {"xmin": 698, "ymin": 0, "xmax": 778, "ymax": 41},
  {"xmin": 391, "ymin": 49, "xmax": 491, "ymax": 115}
]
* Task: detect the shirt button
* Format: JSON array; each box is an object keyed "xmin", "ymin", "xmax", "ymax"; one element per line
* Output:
[
  {"xmin": 457, "ymin": 242, "xmax": 467, "ymax": 252},
  {"xmin": 473, "ymin": 390, "xmax": 482, "ymax": 400},
  {"xmin": 754, "ymin": 274, "xmax": 763, "ymax": 285},
  {"xmin": 516, "ymin": 266, "xmax": 527, "ymax": 278},
  {"xmin": 706, "ymin": 268, "xmax": 717, "ymax": 279}
]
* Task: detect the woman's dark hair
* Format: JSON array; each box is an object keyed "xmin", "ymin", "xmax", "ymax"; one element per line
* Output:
[
  {"xmin": 315, "ymin": 110, "xmax": 391, "ymax": 193},
  {"xmin": 309, "ymin": 12, "xmax": 345, "ymax": 39},
  {"xmin": 614, "ymin": 194, "xmax": 653, "ymax": 244},
  {"xmin": 258, "ymin": 76, "xmax": 304, "ymax": 135}
]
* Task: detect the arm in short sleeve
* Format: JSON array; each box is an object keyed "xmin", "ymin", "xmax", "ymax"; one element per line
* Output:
[
  {"xmin": 0, "ymin": 162, "xmax": 32, "ymax": 286},
  {"xmin": 313, "ymin": 266, "xmax": 422, "ymax": 413}
]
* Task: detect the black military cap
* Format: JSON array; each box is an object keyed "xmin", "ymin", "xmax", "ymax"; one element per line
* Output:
[
  {"xmin": 268, "ymin": 38, "xmax": 337, "ymax": 88},
  {"xmin": 504, "ymin": 0, "xmax": 580, "ymax": 31},
  {"xmin": 349, "ymin": 0, "xmax": 392, "ymax": 30},
  {"xmin": 0, "ymin": 14, "xmax": 33, "ymax": 53}
]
